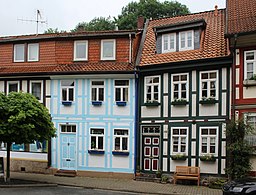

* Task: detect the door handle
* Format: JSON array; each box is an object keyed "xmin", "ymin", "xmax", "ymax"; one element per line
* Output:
[
  {"xmin": 67, "ymin": 143, "xmax": 70, "ymax": 146},
  {"xmin": 66, "ymin": 159, "xmax": 71, "ymax": 161}
]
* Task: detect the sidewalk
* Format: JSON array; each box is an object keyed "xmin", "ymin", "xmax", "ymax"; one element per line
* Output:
[{"xmin": 9, "ymin": 172, "xmax": 222, "ymax": 195}]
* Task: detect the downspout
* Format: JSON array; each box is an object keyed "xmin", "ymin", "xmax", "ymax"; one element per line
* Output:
[
  {"xmin": 231, "ymin": 34, "xmax": 238, "ymax": 120},
  {"xmin": 129, "ymin": 33, "xmax": 132, "ymax": 64},
  {"xmin": 134, "ymin": 66, "xmax": 139, "ymax": 175}
]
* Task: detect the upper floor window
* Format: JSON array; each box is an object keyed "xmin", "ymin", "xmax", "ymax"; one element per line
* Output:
[
  {"xmin": 14, "ymin": 44, "xmax": 25, "ymax": 62},
  {"xmin": 172, "ymin": 73, "xmax": 188, "ymax": 101},
  {"xmin": 162, "ymin": 33, "xmax": 176, "ymax": 53},
  {"xmin": 60, "ymin": 124, "xmax": 76, "ymax": 133},
  {"xmin": 200, "ymin": 71, "xmax": 218, "ymax": 100},
  {"xmin": 30, "ymin": 81, "xmax": 43, "ymax": 102},
  {"xmin": 244, "ymin": 50, "xmax": 256, "ymax": 80},
  {"xmin": 144, "ymin": 76, "xmax": 160, "ymax": 103},
  {"xmin": 200, "ymin": 127, "xmax": 217, "ymax": 155},
  {"xmin": 171, "ymin": 127, "xmax": 188, "ymax": 155},
  {"xmin": 61, "ymin": 80, "xmax": 74, "ymax": 102},
  {"xmin": 90, "ymin": 128, "xmax": 104, "ymax": 150},
  {"xmin": 114, "ymin": 129, "xmax": 129, "ymax": 151},
  {"xmin": 91, "ymin": 80, "xmax": 104, "ymax": 102},
  {"xmin": 114, "ymin": 80, "xmax": 129, "ymax": 102},
  {"xmin": 74, "ymin": 40, "xmax": 88, "ymax": 61},
  {"xmin": 101, "ymin": 39, "xmax": 116, "ymax": 60},
  {"xmin": 7, "ymin": 81, "xmax": 19, "ymax": 94},
  {"xmin": 28, "ymin": 43, "xmax": 39, "ymax": 62},
  {"xmin": 179, "ymin": 30, "xmax": 194, "ymax": 51}
]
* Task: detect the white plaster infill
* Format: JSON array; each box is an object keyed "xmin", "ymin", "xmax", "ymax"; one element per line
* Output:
[{"xmin": 0, "ymin": 151, "xmax": 47, "ymax": 161}]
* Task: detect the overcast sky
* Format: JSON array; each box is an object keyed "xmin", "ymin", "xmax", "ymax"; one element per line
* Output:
[{"xmin": 0, "ymin": 0, "xmax": 225, "ymax": 36}]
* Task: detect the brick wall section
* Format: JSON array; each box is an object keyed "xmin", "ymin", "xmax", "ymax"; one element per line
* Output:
[{"xmin": 0, "ymin": 44, "xmax": 13, "ymax": 65}]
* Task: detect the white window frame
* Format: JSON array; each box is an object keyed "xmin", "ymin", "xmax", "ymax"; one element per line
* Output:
[
  {"xmin": 171, "ymin": 73, "xmax": 189, "ymax": 101},
  {"xmin": 200, "ymin": 71, "xmax": 218, "ymax": 100},
  {"xmin": 244, "ymin": 50, "xmax": 256, "ymax": 80},
  {"xmin": 162, "ymin": 33, "xmax": 176, "ymax": 53},
  {"xmin": 74, "ymin": 40, "xmax": 88, "ymax": 61},
  {"xmin": 179, "ymin": 30, "xmax": 194, "ymax": 51},
  {"xmin": 90, "ymin": 128, "xmax": 104, "ymax": 150},
  {"xmin": 101, "ymin": 39, "xmax": 116, "ymax": 60},
  {"xmin": 171, "ymin": 127, "xmax": 188, "ymax": 155},
  {"xmin": 30, "ymin": 80, "xmax": 43, "ymax": 103},
  {"xmin": 60, "ymin": 124, "xmax": 76, "ymax": 134},
  {"xmin": 7, "ymin": 81, "xmax": 20, "ymax": 94},
  {"xmin": 14, "ymin": 44, "xmax": 25, "ymax": 62},
  {"xmin": 200, "ymin": 127, "xmax": 218, "ymax": 156},
  {"xmin": 144, "ymin": 75, "xmax": 160, "ymax": 103},
  {"xmin": 113, "ymin": 129, "xmax": 129, "ymax": 152},
  {"xmin": 61, "ymin": 80, "xmax": 75, "ymax": 102},
  {"xmin": 244, "ymin": 113, "xmax": 256, "ymax": 147},
  {"xmin": 28, "ymin": 43, "xmax": 39, "ymax": 62},
  {"xmin": 91, "ymin": 80, "xmax": 105, "ymax": 102},
  {"xmin": 114, "ymin": 80, "xmax": 129, "ymax": 102}
]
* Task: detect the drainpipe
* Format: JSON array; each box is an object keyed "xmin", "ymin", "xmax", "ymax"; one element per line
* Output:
[
  {"xmin": 129, "ymin": 33, "xmax": 132, "ymax": 64},
  {"xmin": 231, "ymin": 34, "xmax": 238, "ymax": 120},
  {"xmin": 134, "ymin": 67, "xmax": 139, "ymax": 175}
]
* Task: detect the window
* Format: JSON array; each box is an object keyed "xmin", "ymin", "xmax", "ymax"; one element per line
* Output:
[
  {"xmin": 145, "ymin": 76, "xmax": 160, "ymax": 103},
  {"xmin": 179, "ymin": 30, "xmax": 194, "ymax": 51},
  {"xmin": 171, "ymin": 128, "xmax": 187, "ymax": 154},
  {"xmin": 74, "ymin": 40, "xmax": 88, "ymax": 61},
  {"xmin": 142, "ymin": 126, "xmax": 160, "ymax": 134},
  {"xmin": 14, "ymin": 44, "xmax": 25, "ymax": 62},
  {"xmin": 200, "ymin": 71, "xmax": 218, "ymax": 100},
  {"xmin": 162, "ymin": 33, "xmax": 176, "ymax": 53},
  {"xmin": 61, "ymin": 80, "xmax": 75, "ymax": 102},
  {"xmin": 7, "ymin": 81, "xmax": 19, "ymax": 94},
  {"xmin": 114, "ymin": 129, "xmax": 129, "ymax": 151},
  {"xmin": 245, "ymin": 113, "xmax": 256, "ymax": 147},
  {"xmin": 60, "ymin": 124, "xmax": 76, "ymax": 133},
  {"xmin": 28, "ymin": 43, "xmax": 39, "ymax": 62},
  {"xmin": 91, "ymin": 81, "xmax": 104, "ymax": 102},
  {"xmin": 200, "ymin": 127, "xmax": 217, "ymax": 155},
  {"xmin": 244, "ymin": 50, "xmax": 256, "ymax": 80},
  {"xmin": 90, "ymin": 128, "xmax": 104, "ymax": 150},
  {"xmin": 172, "ymin": 74, "xmax": 188, "ymax": 100},
  {"xmin": 101, "ymin": 39, "xmax": 116, "ymax": 60},
  {"xmin": 114, "ymin": 80, "xmax": 129, "ymax": 102},
  {"xmin": 30, "ymin": 81, "xmax": 43, "ymax": 102}
]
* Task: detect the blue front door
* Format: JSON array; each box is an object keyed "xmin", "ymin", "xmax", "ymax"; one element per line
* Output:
[{"xmin": 60, "ymin": 134, "xmax": 76, "ymax": 170}]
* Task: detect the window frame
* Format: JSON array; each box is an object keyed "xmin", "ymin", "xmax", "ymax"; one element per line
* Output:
[
  {"xmin": 74, "ymin": 40, "xmax": 88, "ymax": 61},
  {"xmin": 144, "ymin": 75, "xmax": 161, "ymax": 103},
  {"xmin": 162, "ymin": 33, "xmax": 176, "ymax": 53},
  {"xmin": 171, "ymin": 73, "xmax": 189, "ymax": 101},
  {"xmin": 90, "ymin": 128, "xmax": 104, "ymax": 150},
  {"xmin": 60, "ymin": 124, "xmax": 77, "ymax": 134},
  {"xmin": 91, "ymin": 80, "xmax": 105, "ymax": 102},
  {"xmin": 179, "ymin": 30, "xmax": 194, "ymax": 51},
  {"xmin": 244, "ymin": 50, "xmax": 256, "ymax": 80},
  {"xmin": 61, "ymin": 80, "xmax": 75, "ymax": 102},
  {"xmin": 7, "ymin": 81, "xmax": 20, "ymax": 94},
  {"xmin": 101, "ymin": 39, "xmax": 116, "ymax": 60},
  {"xmin": 171, "ymin": 127, "xmax": 188, "ymax": 155},
  {"xmin": 200, "ymin": 127, "xmax": 218, "ymax": 156},
  {"xmin": 114, "ymin": 79, "xmax": 129, "ymax": 102},
  {"xmin": 113, "ymin": 128, "xmax": 129, "ymax": 152},
  {"xmin": 27, "ymin": 43, "xmax": 39, "ymax": 62},
  {"xmin": 30, "ymin": 80, "xmax": 43, "ymax": 103},
  {"xmin": 14, "ymin": 44, "xmax": 25, "ymax": 62},
  {"xmin": 200, "ymin": 70, "xmax": 218, "ymax": 100}
]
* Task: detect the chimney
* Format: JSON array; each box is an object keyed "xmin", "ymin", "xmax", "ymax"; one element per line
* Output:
[
  {"xmin": 137, "ymin": 16, "xmax": 145, "ymax": 30},
  {"xmin": 214, "ymin": 5, "xmax": 218, "ymax": 16}
]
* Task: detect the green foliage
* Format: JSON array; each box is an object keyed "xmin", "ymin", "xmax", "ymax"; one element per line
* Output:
[
  {"xmin": 225, "ymin": 119, "xmax": 254, "ymax": 180},
  {"xmin": 208, "ymin": 177, "xmax": 227, "ymax": 189},
  {"xmin": 249, "ymin": 74, "xmax": 256, "ymax": 80},
  {"xmin": 115, "ymin": 0, "xmax": 190, "ymax": 30},
  {"xmin": 44, "ymin": 28, "xmax": 66, "ymax": 34},
  {"xmin": 72, "ymin": 17, "xmax": 116, "ymax": 32}
]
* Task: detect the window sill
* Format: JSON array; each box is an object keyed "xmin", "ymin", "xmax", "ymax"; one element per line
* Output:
[
  {"xmin": 62, "ymin": 101, "xmax": 72, "ymax": 106},
  {"xmin": 171, "ymin": 101, "xmax": 188, "ymax": 106},
  {"xmin": 144, "ymin": 102, "xmax": 160, "ymax": 107},
  {"xmin": 88, "ymin": 150, "xmax": 105, "ymax": 155},
  {"xmin": 199, "ymin": 156, "xmax": 216, "ymax": 162},
  {"xmin": 171, "ymin": 155, "xmax": 187, "ymax": 161},
  {"xmin": 112, "ymin": 151, "xmax": 129, "ymax": 156},
  {"xmin": 73, "ymin": 59, "xmax": 88, "ymax": 62},
  {"xmin": 243, "ymin": 79, "xmax": 256, "ymax": 87},
  {"xmin": 92, "ymin": 101, "xmax": 102, "ymax": 106},
  {"xmin": 116, "ymin": 101, "xmax": 127, "ymax": 106},
  {"xmin": 199, "ymin": 100, "xmax": 218, "ymax": 105}
]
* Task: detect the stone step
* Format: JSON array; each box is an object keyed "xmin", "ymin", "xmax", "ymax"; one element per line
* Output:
[
  {"xmin": 135, "ymin": 175, "xmax": 161, "ymax": 183},
  {"xmin": 54, "ymin": 170, "xmax": 77, "ymax": 177}
]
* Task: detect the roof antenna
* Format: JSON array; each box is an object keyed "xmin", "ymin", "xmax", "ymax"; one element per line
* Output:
[{"xmin": 18, "ymin": 9, "xmax": 47, "ymax": 35}]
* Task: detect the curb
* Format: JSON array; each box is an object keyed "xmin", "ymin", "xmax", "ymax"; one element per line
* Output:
[{"xmin": 0, "ymin": 183, "xmax": 58, "ymax": 188}]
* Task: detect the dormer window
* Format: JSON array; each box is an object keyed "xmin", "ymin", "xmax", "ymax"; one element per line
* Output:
[
  {"xmin": 162, "ymin": 33, "xmax": 176, "ymax": 53},
  {"xmin": 101, "ymin": 39, "xmax": 116, "ymax": 60},
  {"xmin": 14, "ymin": 44, "xmax": 25, "ymax": 62},
  {"xmin": 179, "ymin": 30, "xmax": 194, "ymax": 51},
  {"xmin": 28, "ymin": 43, "xmax": 39, "ymax": 62},
  {"xmin": 74, "ymin": 40, "xmax": 88, "ymax": 61}
]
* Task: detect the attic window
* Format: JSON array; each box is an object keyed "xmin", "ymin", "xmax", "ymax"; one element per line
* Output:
[
  {"xmin": 179, "ymin": 30, "xmax": 194, "ymax": 51},
  {"xmin": 14, "ymin": 44, "xmax": 25, "ymax": 62},
  {"xmin": 162, "ymin": 33, "xmax": 176, "ymax": 53}
]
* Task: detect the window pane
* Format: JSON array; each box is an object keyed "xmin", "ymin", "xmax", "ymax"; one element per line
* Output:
[
  {"xmin": 123, "ymin": 88, "xmax": 128, "ymax": 101},
  {"xmin": 181, "ymin": 75, "xmax": 187, "ymax": 81},
  {"xmin": 122, "ymin": 137, "xmax": 128, "ymax": 150},
  {"xmin": 180, "ymin": 129, "xmax": 187, "ymax": 135},
  {"xmin": 9, "ymin": 83, "xmax": 18, "ymax": 92},
  {"xmin": 163, "ymin": 35, "xmax": 168, "ymax": 50},
  {"xmin": 210, "ymin": 72, "xmax": 217, "ymax": 79},
  {"xmin": 210, "ymin": 129, "xmax": 216, "ymax": 135},
  {"xmin": 173, "ymin": 129, "xmax": 179, "ymax": 135},
  {"xmin": 246, "ymin": 52, "xmax": 254, "ymax": 60},
  {"xmin": 61, "ymin": 80, "xmax": 74, "ymax": 86},
  {"xmin": 92, "ymin": 88, "xmax": 97, "ymax": 101},
  {"xmin": 69, "ymin": 88, "xmax": 74, "ymax": 101},
  {"xmin": 14, "ymin": 44, "xmax": 24, "ymax": 61},
  {"xmin": 92, "ymin": 81, "xmax": 104, "ymax": 86},
  {"xmin": 103, "ymin": 41, "xmax": 114, "ymax": 58},
  {"xmin": 91, "ymin": 137, "xmax": 96, "ymax": 149},
  {"xmin": 173, "ymin": 76, "xmax": 179, "ymax": 81},
  {"xmin": 98, "ymin": 137, "xmax": 103, "ymax": 149},
  {"xmin": 115, "ymin": 88, "xmax": 121, "ymax": 101},
  {"xmin": 115, "ymin": 80, "xmax": 129, "ymax": 86},
  {"xmin": 76, "ymin": 42, "xmax": 87, "ymax": 59},
  {"xmin": 153, "ymin": 77, "xmax": 159, "ymax": 83},
  {"xmin": 99, "ymin": 88, "xmax": 104, "ymax": 101},
  {"xmin": 31, "ymin": 82, "xmax": 41, "ymax": 100},
  {"xmin": 28, "ymin": 44, "xmax": 39, "ymax": 61},
  {"xmin": 202, "ymin": 129, "xmax": 208, "ymax": 135},
  {"xmin": 115, "ymin": 137, "xmax": 120, "ymax": 150},
  {"xmin": 201, "ymin": 73, "xmax": 208, "ymax": 79},
  {"xmin": 62, "ymin": 88, "xmax": 67, "ymax": 101}
]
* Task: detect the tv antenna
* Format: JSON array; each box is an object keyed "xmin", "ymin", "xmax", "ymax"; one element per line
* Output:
[{"xmin": 18, "ymin": 10, "xmax": 47, "ymax": 35}]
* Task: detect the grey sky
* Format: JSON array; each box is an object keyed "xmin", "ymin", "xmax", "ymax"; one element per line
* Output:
[{"xmin": 0, "ymin": 0, "xmax": 225, "ymax": 36}]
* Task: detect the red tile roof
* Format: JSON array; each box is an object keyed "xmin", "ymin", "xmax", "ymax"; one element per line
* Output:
[
  {"xmin": 226, "ymin": 0, "xmax": 256, "ymax": 35},
  {"xmin": 139, "ymin": 9, "xmax": 229, "ymax": 66}
]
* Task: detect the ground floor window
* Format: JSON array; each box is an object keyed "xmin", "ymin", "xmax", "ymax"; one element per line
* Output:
[
  {"xmin": 200, "ymin": 127, "xmax": 217, "ymax": 155},
  {"xmin": 0, "ymin": 141, "xmax": 47, "ymax": 153},
  {"xmin": 114, "ymin": 129, "xmax": 128, "ymax": 151},
  {"xmin": 171, "ymin": 127, "xmax": 188, "ymax": 155},
  {"xmin": 90, "ymin": 128, "xmax": 104, "ymax": 150}
]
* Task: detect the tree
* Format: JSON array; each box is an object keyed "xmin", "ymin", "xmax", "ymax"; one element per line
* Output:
[
  {"xmin": 72, "ymin": 17, "xmax": 116, "ymax": 32},
  {"xmin": 225, "ymin": 119, "xmax": 255, "ymax": 180},
  {"xmin": 115, "ymin": 0, "xmax": 190, "ymax": 30},
  {"xmin": 0, "ymin": 92, "xmax": 56, "ymax": 182},
  {"xmin": 44, "ymin": 28, "xmax": 66, "ymax": 34}
]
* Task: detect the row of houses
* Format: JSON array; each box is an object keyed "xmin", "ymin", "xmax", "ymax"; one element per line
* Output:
[{"xmin": 0, "ymin": 0, "xmax": 255, "ymax": 178}]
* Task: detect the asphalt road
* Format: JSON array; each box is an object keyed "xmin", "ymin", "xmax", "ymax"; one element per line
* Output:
[{"xmin": 0, "ymin": 186, "xmax": 140, "ymax": 195}]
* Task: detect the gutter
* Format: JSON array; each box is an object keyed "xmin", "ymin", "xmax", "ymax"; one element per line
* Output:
[{"xmin": 231, "ymin": 34, "xmax": 238, "ymax": 119}]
